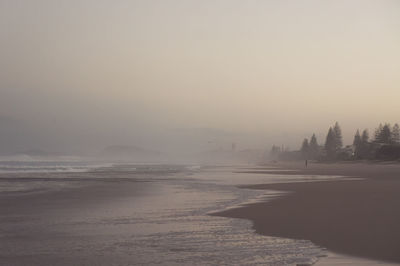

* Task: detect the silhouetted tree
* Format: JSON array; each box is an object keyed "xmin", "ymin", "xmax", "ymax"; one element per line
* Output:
[
  {"xmin": 373, "ymin": 123, "xmax": 400, "ymax": 159},
  {"xmin": 333, "ymin": 122, "xmax": 343, "ymax": 150},
  {"xmin": 358, "ymin": 129, "xmax": 370, "ymax": 159},
  {"xmin": 301, "ymin": 138, "xmax": 309, "ymax": 158},
  {"xmin": 392, "ymin": 123, "xmax": 400, "ymax": 144},
  {"xmin": 325, "ymin": 127, "xmax": 336, "ymax": 159},
  {"xmin": 309, "ymin": 134, "xmax": 319, "ymax": 158},
  {"xmin": 374, "ymin": 123, "xmax": 384, "ymax": 143},
  {"xmin": 378, "ymin": 124, "xmax": 392, "ymax": 144},
  {"xmin": 353, "ymin": 129, "xmax": 361, "ymax": 158},
  {"xmin": 361, "ymin": 129, "xmax": 369, "ymax": 143}
]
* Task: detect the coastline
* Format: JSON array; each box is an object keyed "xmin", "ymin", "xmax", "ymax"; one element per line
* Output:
[
  {"xmin": 212, "ymin": 161, "xmax": 400, "ymax": 264},
  {"xmin": 0, "ymin": 165, "xmax": 324, "ymax": 265}
]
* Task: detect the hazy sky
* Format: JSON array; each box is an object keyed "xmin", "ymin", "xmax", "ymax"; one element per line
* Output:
[{"xmin": 1, "ymin": 0, "xmax": 400, "ymax": 154}]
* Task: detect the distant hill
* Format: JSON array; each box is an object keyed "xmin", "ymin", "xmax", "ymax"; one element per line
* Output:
[{"xmin": 99, "ymin": 145, "xmax": 163, "ymax": 161}]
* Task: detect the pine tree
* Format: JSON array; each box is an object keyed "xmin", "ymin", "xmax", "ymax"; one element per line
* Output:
[
  {"xmin": 333, "ymin": 122, "xmax": 343, "ymax": 150},
  {"xmin": 374, "ymin": 124, "xmax": 384, "ymax": 143},
  {"xmin": 301, "ymin": 138, "xmax": 309, "ymax": 158},
  {"xmin": 325, "ymin": 127, "xmax": 336, "ymax": 159},
  {"xmin": 380, "ymin": 124, "xmax": 392, "ymax": 144},
  {"xmin": 359, "ymin": 129, "xmax": 370, "ymax": 159},
  {"xmin": 309, "ymin": 134, "xmax": 319, "ymax": 158},
  {"xmin": 361, "ymin": 129, "xmax": 369, "ymax": 143},
  {"xmin": 392, "ymin": 123, "xmax": 400, "ymax": 144},
  {"xmin": 353, "ymin": 129, "xmax": 361, "ymax": 146},
  {"xmin": 353, "ymin": 129, "xmax": 361, "ymax": 158}
]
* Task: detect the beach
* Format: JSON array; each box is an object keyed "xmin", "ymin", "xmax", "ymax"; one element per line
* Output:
[
  {"xmin": 0, "ymin": 163, "xmax": 327, "ymax": 265},
  {"xmin": 214, "ymin": 161, "xmax": 400, "ymax": 264},
  {"xmin": 2, "ymin": 161, "xmax": 400, "ymax": 265}
]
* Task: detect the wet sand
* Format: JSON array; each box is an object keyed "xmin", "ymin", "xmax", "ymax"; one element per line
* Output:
[{"xmin": 213, "ymin": 161, "xmax": 400, "ymax": 264}]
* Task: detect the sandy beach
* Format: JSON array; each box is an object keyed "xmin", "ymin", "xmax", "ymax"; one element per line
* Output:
[{"xmin": 213, "ymin": 161, "xmax": 400, "ymax": 264}]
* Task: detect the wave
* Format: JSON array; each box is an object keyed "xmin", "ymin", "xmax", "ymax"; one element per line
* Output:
[{"xmin": 0, "ymin": 159, "xmax": 114, "ymax": 174}]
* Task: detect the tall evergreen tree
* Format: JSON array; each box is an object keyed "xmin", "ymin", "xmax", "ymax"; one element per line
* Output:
[
  {"xmin": 361, "ymin": 129, "xmax": 369, "ymax": 143},
  {"xmin": 301, "ymin": 138, "xmax": 309, "ymax": 158},
  {"xmin": 374, "ymin": 123, "xmax": 384, "ymax": 143},
  {"xmin": 353, "ymin": 129, "xmax": 361, "ymax": 146},
  {"xmin": 392, "ymin": 123, "xmax": 400, "ymax": 144},
  {"xmin": 333, "ymin": 122, "xmax": 343, "ymax": 150},
  {"xmin": 353, "ymin": 129, "xmax": 361, "ymax": 158},
  {"xmin": 325, "ymin": 127, "xmax": 336, "ymax": 159},
  {"xmin": 380, "ymin": 124, "xmax": 392, "ymax": 144},
  {"xmin": 359, "ymin": 129, "xmax": 370, "ymax": 159},
  {"xmin": 309, "ymin": 134, "xmax": 319, "ymax": 158}
]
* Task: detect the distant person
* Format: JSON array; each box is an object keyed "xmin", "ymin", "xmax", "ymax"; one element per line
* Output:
[{"xmin": 305, "ymin": 159, "xmax": 308, "ymax": 168}]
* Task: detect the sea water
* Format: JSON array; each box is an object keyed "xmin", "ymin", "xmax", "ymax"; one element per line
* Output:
[{"xmin": 0, "ymin": 161, "xmax": 346, "ymax": 265}]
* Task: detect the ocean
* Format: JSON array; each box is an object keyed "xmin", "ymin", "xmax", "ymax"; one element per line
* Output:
[{"xmin": 0, "ymin": 159, "xmax": 341, "ymax": 265}]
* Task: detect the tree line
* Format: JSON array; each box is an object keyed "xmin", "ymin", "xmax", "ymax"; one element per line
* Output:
[
  {"xmin": 299, "ymin": 122, "xmax": 344, "ymax": 160},
  {"xmin": 271, "ymin": 122, "xmax": 400, "ymax": 161}
]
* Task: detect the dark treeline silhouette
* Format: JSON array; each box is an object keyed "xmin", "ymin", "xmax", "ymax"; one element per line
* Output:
[
  {"xmin": 300, "ymin": 133, "xmax": 320, "ymax": 160},
  {"xmin": 325, "ymin": 122, "xmax": 343, "ymax": 159},
  {"xmin": 269, "ymin": 122, "xmax": 400, "ymax": 162}
]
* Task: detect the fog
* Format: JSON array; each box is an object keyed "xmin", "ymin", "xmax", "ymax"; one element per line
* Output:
[{"xmin": 1, "ymin": 0, "xmax": 400, "ymax": 159}]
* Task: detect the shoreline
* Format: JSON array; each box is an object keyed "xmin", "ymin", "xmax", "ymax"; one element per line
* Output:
[
  {"xmin": 212, "ymin": 161, "xmax": 400, "ymax": 264},
  {"xmin": 0, "ymin": 166, "xmax": 326, "ymax": 265}
]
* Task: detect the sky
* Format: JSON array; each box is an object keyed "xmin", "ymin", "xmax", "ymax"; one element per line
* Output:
[{"xmin": 0, "ymin": 0, "xmax": 400, "ymax": 155}]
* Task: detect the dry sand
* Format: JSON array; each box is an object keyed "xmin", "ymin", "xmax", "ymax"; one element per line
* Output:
[{"xmin": 213, "ymin": 161, "xmax": 400, "ymax": 264}]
